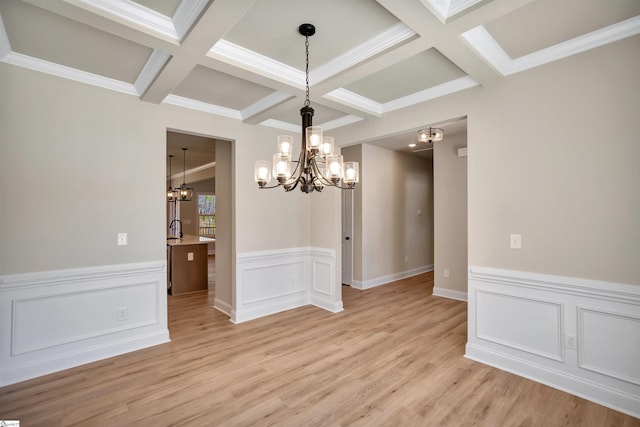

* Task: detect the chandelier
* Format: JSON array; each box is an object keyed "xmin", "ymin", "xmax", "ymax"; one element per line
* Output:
[
  {"xmin": 254, "ymin": 24, "xmax": 359, "ymax": 193},
  {"xmin": 417, "ymin": 127, "xmax": 444, "ymax": 143}
]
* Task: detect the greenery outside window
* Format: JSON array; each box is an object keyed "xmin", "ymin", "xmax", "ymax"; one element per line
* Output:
[{"xmin": 198, "ymin": 193, "xmax": 215, "ymax": 236}]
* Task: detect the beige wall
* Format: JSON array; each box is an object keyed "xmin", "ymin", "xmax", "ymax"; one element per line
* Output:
[
  {"xmin": 434, "ymin": 128, "xmax": 467, "ymax": 292},
  {"xmin": 334, "ymin": 35, "xmax": 640, "ymax": 286},
  {"xmin": 0, "ymin": 64, "xmax": 320, "ymax": 312},
  {"xmin": 468, "ymin": 36, "xmax": 640, "ymax": 285},
  {"xmin": 350, "ymin": 144, "xmax": 433, "ymax": 282}
]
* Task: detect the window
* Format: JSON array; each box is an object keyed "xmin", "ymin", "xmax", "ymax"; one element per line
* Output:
[{"xmin": 198, "ymin": 193, "xmax": 215, "ymax": 236}]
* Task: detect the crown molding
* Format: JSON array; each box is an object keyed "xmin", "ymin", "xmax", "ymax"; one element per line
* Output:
[
  {"xmin": 1, "ymin": 51, "xmax": 137, "ymax": 95},
  {"xmin": 134, "ymin": 49, "xmax": 171, "ymax": 95},
  {"xmin": 383, "ymin": 75, "xmax": 479, "ymax": 113},
  {"xmin": 259, "ymin": 119, "xmax": 300, "ymax": 133},
  {"xmin": 170, "ymin": 161, "xmax": 216, "ymax": 181},
  {"xmin": 422, "ymin": 0, "xmax": 483, "ymax": 21},
  {"xmin": 463, "ymin": 15, "xmax": 640, "ymax": 77},
  {"xmin": 173, "ymin": 0, "xmax": 209, "ymax": 40},
  {"xmin": 324, "ymin": 75, "xmax": 478, "ymax": 116},
  {"xmin": 64, "ymin": 0, "xmax": 179, "ymax": 43},
  {"xmin": 241, "ymin": 91, "xmax": 295, "ymax": 121},
  {"xmin": 209, "ymin": 39, "xmax": 304, "ymax": 89},
  {"xmin": 163, "ymin": 94, "xmax": 242, "ymax": 119},
  {"xmin": 312, "ymin": 22, "xmax": 416, "ymax": 84},
  {"xmin": 319, "ymin": 115, "xmax": 364, "ymax": 131},
  {"xmin": 323, "ymin": 88, "xmax": 383, "ymax": 116}
]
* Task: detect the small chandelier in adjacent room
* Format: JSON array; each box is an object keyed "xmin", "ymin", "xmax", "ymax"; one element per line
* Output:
[
  {"xmin": 166, "ymin": 154, "xmax": 178, "ymax": 202},
  {"xmin": 178, "ymin": 147, "xmax": 194, "ymax": 201},
  {"xmin": 417, "ymin": 127, "xmax": 444, "ymax": 143},
  {"xmin": 254, "ymin": 23, "xmax": 359, "ymax": 193}
]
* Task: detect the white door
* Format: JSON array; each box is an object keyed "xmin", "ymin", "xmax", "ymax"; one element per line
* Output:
[{"xmin": 341, "ymin": 190, "xmax": 354, "ymax": 285}]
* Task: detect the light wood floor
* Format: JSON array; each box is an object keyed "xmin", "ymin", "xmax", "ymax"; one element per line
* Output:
[{"xmin": 1, "ymin": 272, "xmax": 638, "ymax": 426}]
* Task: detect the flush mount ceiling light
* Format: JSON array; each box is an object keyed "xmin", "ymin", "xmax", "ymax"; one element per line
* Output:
[
  {"xmin": 254, "ymin": 24, "xmax": 359, "ymax": 193},
  {"xmin": 417, "ymin": 127, "xmax": 444, "ymax": 143},
  {"xmin": 178, "ymin": 147, "xmax": 194, "ymax": 201}
]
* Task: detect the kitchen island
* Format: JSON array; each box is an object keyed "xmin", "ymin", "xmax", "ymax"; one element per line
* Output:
[{"xmin": 166, "ymin": 235, "xmax": 213, "ymax": 295}]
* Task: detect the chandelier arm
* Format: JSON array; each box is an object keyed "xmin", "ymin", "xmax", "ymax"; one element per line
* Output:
[{"xmin": 309, "ymin": 157, "xmax": 335, "ymax": 186}]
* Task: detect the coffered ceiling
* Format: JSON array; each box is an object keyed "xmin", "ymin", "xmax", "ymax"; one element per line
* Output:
[{"xmin": 1, "ymin": 0, "xmax": 639, "ymax": 158}]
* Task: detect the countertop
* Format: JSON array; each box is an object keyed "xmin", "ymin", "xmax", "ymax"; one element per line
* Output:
[{"xmin": 166, "ymin": 235, "xmax": 215, "ymax": 246}]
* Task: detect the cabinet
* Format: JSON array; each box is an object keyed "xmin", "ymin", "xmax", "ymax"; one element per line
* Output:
[{"xmin": 167, "ymin": 242, "xmax": 208, "ymax": 295}]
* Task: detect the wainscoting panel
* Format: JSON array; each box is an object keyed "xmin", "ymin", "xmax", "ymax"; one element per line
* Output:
[
  {"xmin": 578, "ymin": 307, "xmax": 640, "ymax": 386},
  {"xmin": 476, "ymin": 290, "xmax": 563, "ymax": 361},
  {"xmin": 234, "ymin": 247, "xmax": 339, "ymax": 323},
  {"xmin": 466, "ymin": 266, "xmax": 640, "ymax": 418},
  {"xmin": 0, "ymin": 261, "xmax": 169, "ymax": 387}
]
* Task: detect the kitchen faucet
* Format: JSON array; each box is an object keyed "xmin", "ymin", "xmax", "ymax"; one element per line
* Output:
[{"xmin": 169, "ymin": 219, "xmax": 183, "ymax": 238}]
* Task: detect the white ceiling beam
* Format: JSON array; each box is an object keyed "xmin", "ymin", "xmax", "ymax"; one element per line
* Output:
[{"xmin": 141, "ymin": 0, "xmax": 258, "ymax": 103}]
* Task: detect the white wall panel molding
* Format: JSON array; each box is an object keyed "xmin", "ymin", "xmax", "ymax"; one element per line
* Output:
[
  {"xmin": 351, "ymin": 264, "xmax": 433, "ymax": 290},
  {"xmin": 0, "ymin": 261, "xmax": 169, "ymax": 387},
  {"xmin": 233, "ymin": 247, "xmax": 340, "ymax": 323},
  {"xmin": 466, "ymin": 265, "xmax": 640, "ymax": 418},
  {"xmin": 578, "ymin": 307, "xmax": 640, "ymax": 386}
]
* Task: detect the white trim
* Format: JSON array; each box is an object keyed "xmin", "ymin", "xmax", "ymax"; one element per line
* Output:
[
  {"xmin": 325, "ymin": 76, "xmax": 478, "ymax": 117},
  {"xmin": 134, "ymin": 49, "xmax": 171, "ymax": 95},
  {"xmin": 465, "ymin": 344, "xmax": 640, "ymax": 419},
  {"xmin": 234, "ymin": 247, "xmax": 340, "ymax": 323},
  {"xmin": 467, "ymin": 266, "xmax": 640, "ymax": 419},
  {"xmin": 0, "ymin": 52, "xmax": 138, "ymax": 96},
  {"xmin": 422, "ymin": 0, "xmax": 483, "ymax": 21},
  {"xmin": 319, "ymin": 115, "xmax": 364, "ymax": 131},
  {"xmin": 0, "ymin": 9, "xmax": 11, "ymax": 59},
  {"xmin": 383, "ymin": 76, "xmax": 479, "ymax": 113},
  {"xmin": 323, "ymin": 88, "xmax": 382, "ymax": 116},
  {"xmin": 0, "ymin": 260, "xmax": 165, "ymax": 289},
  {"xmin": 208, "ymin": 39, "xmax": 304, "ymax": 89},
  {"xmin": 0, "ymin": 261, "xmax": 169, "ymax": 386},
  {"xmin": 462, "ymin": 16, "xmax": 640, "ymax": 77},
  {"xmin": 162, "ymin": 94, "xmax": 242, "ymax": 119},
  {"xmin": 173, "ymin": 0, "xmax": 209, "ymax": 40},
  {"xmin": 312, "ymin": 23, "xmax": 416, "ymax": 84},
  {"xmin": 469, "ymin": 266, "xmax": 640, "ymax": 303},
  {"xmin": 432, "ymin": 286, "xmax": 467, "ymax": 301},
  {"xmin": 213, "ymin": 298, "xmax": 231, "ymax": 317},
  {"xmin": 351, "ymin": 264, "xmax": 433, "ymax": 290},
  {"xmin": 65, "ymin": 0, "xmax": 179, "ymax": 43},
  {"xmin": 259, "ymin": 119, "xmax": 300, "ymax": 133},
  {"xmin": 241, "ymin": 91, "xmax": 295, "ymax": 121}
]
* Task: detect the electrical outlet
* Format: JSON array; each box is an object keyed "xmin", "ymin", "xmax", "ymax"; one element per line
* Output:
[
  {"xmin": 510, "ymin": 233, "xmax": 521, "ymax": 249},
  {"xmin": 444, "ymin": 269, "xmax": 449, "ymax": 278},
  {"xmin": 187, "ymin": 252, "xmax": 194, "ymax": 261},
  {"xmin": 117, "ymin": 307, "xmax": 128, "ymax": 321},
  {"xmin": 117, "ymin": 232, "xmax": 127, "ymax": 246},
  {"xmin": 404, "ymin": 255, "xmax": 409, "ymax": 263}
]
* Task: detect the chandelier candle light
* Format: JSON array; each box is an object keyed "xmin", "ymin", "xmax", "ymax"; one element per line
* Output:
[{"xmin": 254, "ymin": 23, "xmax": 359, "ymax": 193}]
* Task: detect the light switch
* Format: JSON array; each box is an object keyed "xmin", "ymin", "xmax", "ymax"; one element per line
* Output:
[
  {"xmin": 117, "ymin": 233, "xmax": 127, "ymax": 246},
  {"xmin": 510, "ymin": 233, "xmax": 521, "ymax": 249},
  {"xmin": 187, "ymin": 252, "xmax": 194, "ymax": 261}
]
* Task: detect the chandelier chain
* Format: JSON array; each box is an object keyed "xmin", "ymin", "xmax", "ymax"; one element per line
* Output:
[{"xmin": 304, "ymin": 35, "xmax": 310, "ymax": 107}]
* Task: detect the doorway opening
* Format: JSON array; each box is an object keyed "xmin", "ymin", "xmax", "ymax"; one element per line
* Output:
[{"xmin": 165, "ymin": 130, "xmax": 233, "ymax": 327}]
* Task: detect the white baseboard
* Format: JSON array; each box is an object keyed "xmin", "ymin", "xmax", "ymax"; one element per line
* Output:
[
  {"xmin": 213, "ymin": 297, "xmax": 231, "ymax": 316},
  {"xmin": 233, "ymin": 247, "xmax": 341, "ymax": 323},
  {"xmin": 433, "ymin": 287, "xmax": 468, "ymax": 301},
  {"xmin": 0, "ymin": 260, "xmax": 170, "ymax": 387},
  {"xmin": 351, "ymin": 264, "xmax": 433, "ymax": 290},
  {"xmin": 467, "ymin": 266, "xmax": 640, "ymax": 418}
]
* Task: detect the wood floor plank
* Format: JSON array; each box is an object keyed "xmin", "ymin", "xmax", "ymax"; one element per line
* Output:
[{"xmin": 1, "ymin": 271, "xmax": 638, "ymax": 426}]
